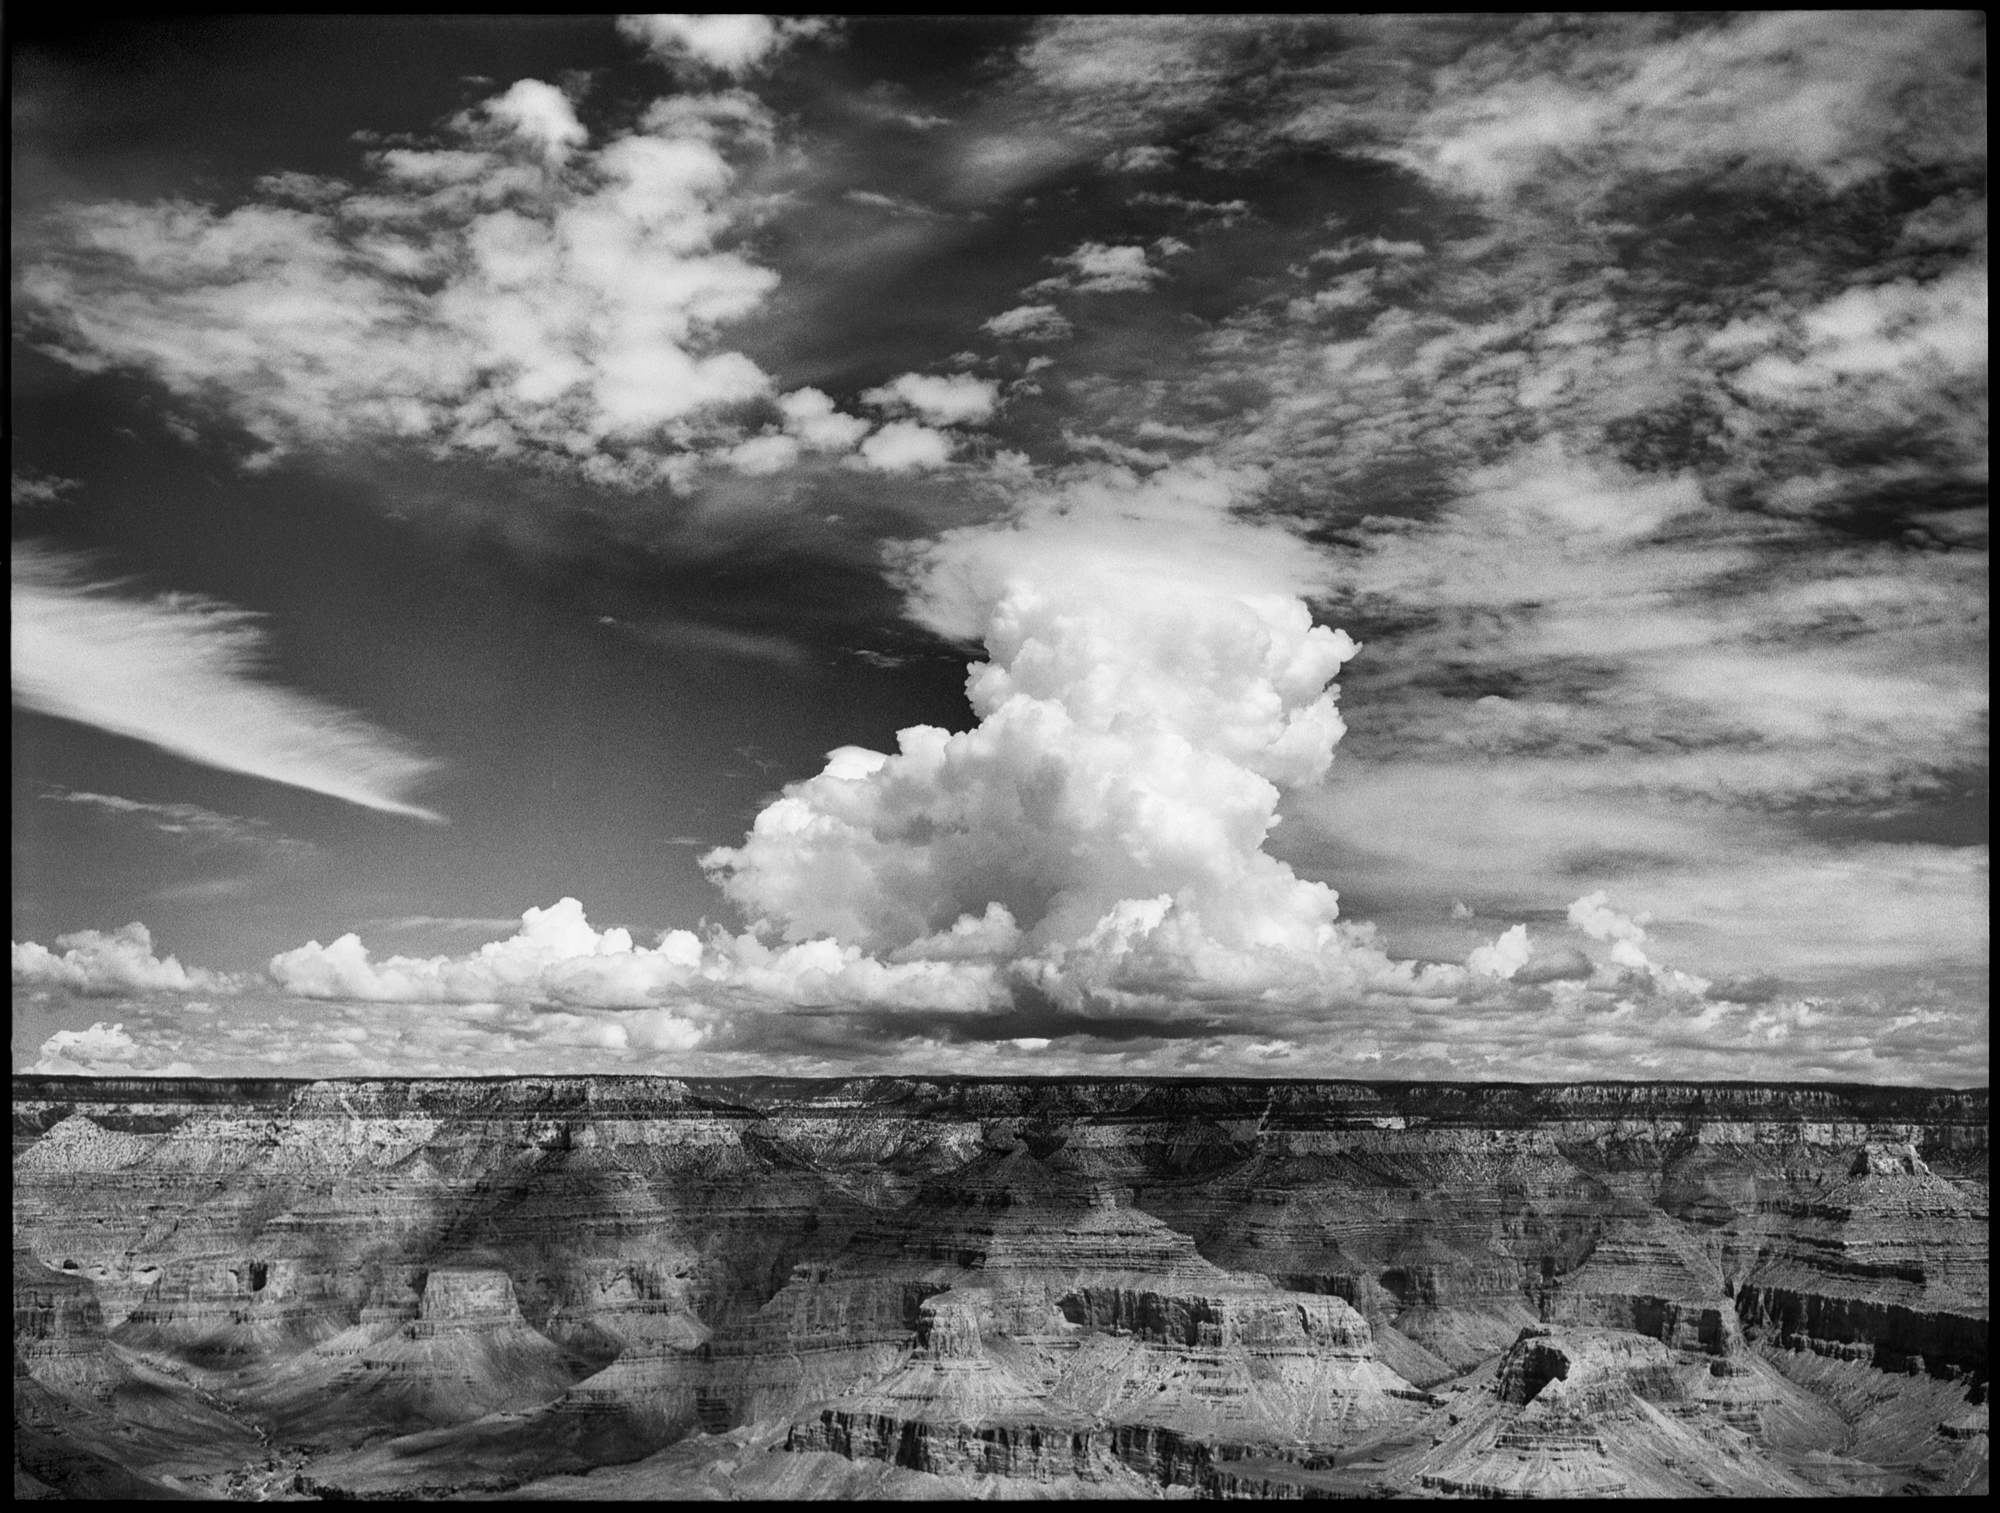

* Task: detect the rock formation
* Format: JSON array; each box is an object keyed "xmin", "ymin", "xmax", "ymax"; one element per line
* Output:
[{"xmin": 12, "ymin": 1075, "xmax": 1987, "ymax": 1498}]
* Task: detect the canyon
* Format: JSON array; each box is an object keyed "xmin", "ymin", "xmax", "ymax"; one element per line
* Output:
[{"xmin": 12, "ymin": 1075, "xmax": 1988, "ymax": 1499}]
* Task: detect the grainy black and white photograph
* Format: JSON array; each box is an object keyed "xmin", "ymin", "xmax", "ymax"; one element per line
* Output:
[{"xmin": 10, "ymin": 12, "xmax": 1988, "ymax": 1499}]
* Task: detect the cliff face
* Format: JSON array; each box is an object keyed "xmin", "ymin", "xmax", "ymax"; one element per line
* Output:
[{"xmin": 11, "ymin": 1076, "xmax": 1988, "ymax": 1499}]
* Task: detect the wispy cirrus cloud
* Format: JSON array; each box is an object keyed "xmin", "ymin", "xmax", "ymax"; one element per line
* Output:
[
  {"xmin": 43, "ymin": 786, "xmax": 316, "ymax": 861},
  {"xmin": 12, "ymin": 544, "xmax": 443, "ymax": 820}
]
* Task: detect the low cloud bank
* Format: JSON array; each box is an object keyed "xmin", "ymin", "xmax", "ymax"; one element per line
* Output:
[{"xmin": 14, "ymin": 923, "xmax": 243, "ymax": 998}]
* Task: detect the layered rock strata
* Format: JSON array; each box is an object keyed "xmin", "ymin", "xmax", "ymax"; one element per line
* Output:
[{"xmin": 13, "ymin": 1076, "xmax": 1987, "ymax": 1498}]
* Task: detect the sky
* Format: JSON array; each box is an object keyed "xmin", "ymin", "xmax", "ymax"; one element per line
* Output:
[{"xmin": 10, "ymin": 13, "xmax": 1988, "ymax": 1085}]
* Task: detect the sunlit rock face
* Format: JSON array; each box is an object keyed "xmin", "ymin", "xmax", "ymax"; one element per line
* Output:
[{"xmin": 11, "ymin": 1076, "xmax": 1988, "ymax": 1498}]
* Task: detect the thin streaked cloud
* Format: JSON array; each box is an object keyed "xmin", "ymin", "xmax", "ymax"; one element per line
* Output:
[{"xmin": 13, "ymin": 545, "xmax": 444, "ymax": 821}]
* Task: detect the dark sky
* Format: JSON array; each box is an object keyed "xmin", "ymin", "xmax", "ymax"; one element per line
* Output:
[{"xmin": 11, "ymin": 14, "xmax": 1987, "ymax": 1084}]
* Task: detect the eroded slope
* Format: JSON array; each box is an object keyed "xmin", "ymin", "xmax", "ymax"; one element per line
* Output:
[{"xmin": 12, "ymin": 1076, "xmax": 1987, "ymax": 1499}]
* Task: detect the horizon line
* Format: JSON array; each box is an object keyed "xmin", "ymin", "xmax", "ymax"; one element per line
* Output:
[{"xmin": 11, "ymin": 1072, "xmax": 1989, "ymax": 1093}]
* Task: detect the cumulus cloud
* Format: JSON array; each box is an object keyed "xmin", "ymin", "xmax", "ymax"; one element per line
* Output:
[
  {"xmin": 13, "ymin": 923, "xmax": 243, "ymax": 997},
  {"xmin": 855, "ymin": 421, "xmax": 954, "ymax": 472},
  {"xmin": 479, "ymin": 79, "xmax": 589, "ymax": 161},
  {"xmin": 13, "ymin": 545, "xmax": 442, "ymax": 820},
  {"xmin": 16, "ymin": 80, "xmax": 789, "ymax": 483},
  {"xmin": 58, "ymin": 891, "xmax": 1983, "ymax": 1081},
  {"xmin": 778, "ymin": 387, "xmax": 874, "ymax": 450},
  {"xmin": 1567, "ymin": 890, "xmax": 1654, "ymax": 972},
  {"xmin": 1033, "ymin": 241, "xmax": 1168, "ymax": 294},
  {"xmin": 699, "ymin": 462, "xmax": 1468, "ymax": 1021},
  {"xmin": 982, "ymin": 303, "xmax": 1074, "ymax": 343},
  {"xmin": 725, "ymin": 432, "xmax": 802, "ymax": 475},
  {"xmin": 1467, "ymin": 923, "xmax": 1531, "ymax": 979},
  {"xmin": 267, "ymin": 895, "xmax": 1001, "ymax": 1029},
  {"xmin": 29, "ymin": 1021, "xmax": 194, "ymax": 1076},
  {"xmin": 272, "ymin": 896, "xmax": 699, "ymax": 1007},
  {"xmin": 617, "ymin": 14, "xmax": 822, "ymax": 77},
  {"xmin": 861, "ymin": 371, "xmax": 1001, "ymax": 426}
]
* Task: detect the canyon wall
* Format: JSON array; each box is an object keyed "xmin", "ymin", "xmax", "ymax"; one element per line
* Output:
[{"xmin": 12, "ymin": 1076, "xmax": 1988, "ymax": 1499}]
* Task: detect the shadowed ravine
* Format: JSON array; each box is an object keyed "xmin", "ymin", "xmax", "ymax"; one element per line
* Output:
[{"xmin": 13, "ymin": 1076, "xmax": 1988, "ymax": 1499}]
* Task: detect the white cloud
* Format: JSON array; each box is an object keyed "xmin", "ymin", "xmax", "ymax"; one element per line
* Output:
[
  {"xmin": 1019, "ymin": 16, "xmax": 1265, "ymax": 126},
  {"xmin": 267, "ymin": 895, "xmax": 1002, "ymax": 1023},
  {"xmin": 271, "ymin": 897, "xmax": 700, "ymax": 1007},
  {"xmin": 11, "ymin": 16, "xmax": 1981, "ymax": 1085},
  {"xmin": 982, "ymin": 304, "xmax": 1074, "ymax": 343},
  {"xmin": 1467, "ymin": 923, "xmax": 1531, "ymax": 979},
  {"xmin": 1021, "ymin": 15, "xmax": 1982, "ymax": 219},
  {"xmin": 11, "ymin": 470, "xmax": 79, "ymax": 508},
  {"xmin": 12, "ymin": 545, "xmax": 442, "ymax": 820},
  {"xmin": 1393, "ymin": 12, "xmax": 1986, "ymax": 201},
  {"xmin": 1312, "ymin": 236, "xmax": 1426, "ymax": 263},
  {"xmin": 1289, "ymin": 756, "xmax": 1988, "ymax": 980},
  {"xmin": 33, "ymin": 958, "xmax": 1981, "ymax": 1081},
  {"xmin": 44, "ymin": 787, "xmax": 313, "ymax": 859},
  {"xmin": 14, "ymin": 923, "xmax": 242, "ymax": 997},
  {"xmin": 1129, "ymin": 191, "xmax": 1251, "ymax": 226},
  {"xmin": 1034, "ymin": 241, "xmax": 1166, "ymax": 294},
  {"xmin": 17, "ymin": 81, "xmax": 784, "ymax": 483},
  {"xmin": 855, "ymin": 421, "xmax": 954, "ymax": 472},
  {"xmin": 479, "ymin": 79, "xmax": 588, "ymax": 161},
  {"xmin": 616, "ymin": 14, "xmax": 821, "ymax": 77},
  {"xmin": 700, "ymin": 462, "xmax": 1466, "ymax": 1019},
  {"xmin": 777, "ymin": 386, "xmax": 874, "ymax": 451},
  {"xmin": 726, "ymin": 432, "xmax": 801, "ymax": 475},
  {"xmin": 29, "ymin": 1022, "xmax": 191, "ymax": 1075},
  {"xmin": 1728, "ymin": 265, "xmax": 1987, "ymax": 401},
  {"xmin": 1567, "ymin": 891, "xmax": 1654, "ymax": 972},
  {"xmin": 842, "ymin": 189, "xmax": 949, "ymax": 220},
  {"xmin": 861, "ymin": 371, "xmax": 1000, "ymax": 426},
  {"xmin": 1102, "ymin": 145, "xmax": 1175, "ymax": 173}
]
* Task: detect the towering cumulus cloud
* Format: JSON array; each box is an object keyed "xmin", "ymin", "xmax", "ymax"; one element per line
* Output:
[{"xmin": 704, "ymin": 464, "xmax": 1435, "ymax": 1019}]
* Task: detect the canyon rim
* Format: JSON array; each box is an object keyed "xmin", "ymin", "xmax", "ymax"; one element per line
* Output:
[
  {"xmin": 10, "ymin": 1075, "xmax": 1991, "ymax": 1497},
  {"xmin": 12, "ymin": 12, "xmax": 1990, "ymax": 1501}
]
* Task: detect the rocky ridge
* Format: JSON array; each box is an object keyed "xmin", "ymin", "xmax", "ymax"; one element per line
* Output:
[{"xmin": 13, "ymin": 1076, "xmax": 1988, "ymax": 1498}]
